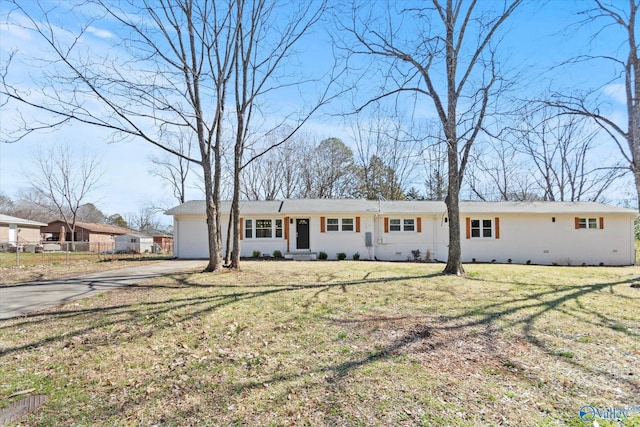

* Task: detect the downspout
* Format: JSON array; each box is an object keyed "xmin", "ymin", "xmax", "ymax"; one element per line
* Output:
[
  {"xmin": 174, "ymin": 218, "xmax": 179, "ymax": 258},
  {"xmin": 371, "ymin": 213, "xmax": 378, "ymax": 261}
]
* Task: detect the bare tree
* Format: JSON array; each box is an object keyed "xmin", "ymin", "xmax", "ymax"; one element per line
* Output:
[
  {"xmin": 466, "ymin": 136, "xmax": 539, "ymax": 201},
  {"xmin": 226, "ymin": 0, "xmax": 340, "ymax": 269},
  {"xmin": 1, "ymin": 0, "xmax": 239, "ymax": 271},
  {"xmin": 345, "ymin": 0, "xmax": 522, "ymax": 275},
  {"xmin": 421, "ymin": 139, "xmax": 448, "ymax": 200},
  {"xmin": 28, "ymin": 142, "xmax": 103, "ymax": 245},
  {"xmin": 547, "ymin": 0, "xmax": 639, "ymax": 208},
  {"xmin": 241, "ymin": 150, "xmax": 283, "ymax": 201},
  {"xmin": 516, "ymin": 106, "xmax": 625, "ymax": 201},
  {"xmin": 0, "ymin": 193, "xmax": 15, "ymax": 215},
  {"xmin": 240, "ymin": 131, "xmax": 308, "ymax": 201},
  {"xmin": 126, "ymin": 205, "xmax": 163, "ymax": 232},
  {"xmin": 0, "ymin": 190, "xmax": 60, "ymax": 222},
  {"xmin": 149, "ymin": 129, "xmax": 195, "ymax": 205}
]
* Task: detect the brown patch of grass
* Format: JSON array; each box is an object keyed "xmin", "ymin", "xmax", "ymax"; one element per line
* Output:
[{"xmin": 0, "ymin": 261, "xmax": 639, "ymax": 426}]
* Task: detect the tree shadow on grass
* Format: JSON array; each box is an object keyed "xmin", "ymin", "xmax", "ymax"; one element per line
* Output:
[
  {"xmin": 225, "ymin": 274, "xmax": 640, "ymax": 398},
  {"xmin": 0, "ymin": 271, "xmax": 444, "ymax": 357},
  {"xmin": 0, "ymin": 268, "xmax": 638, "ymax": 423}
]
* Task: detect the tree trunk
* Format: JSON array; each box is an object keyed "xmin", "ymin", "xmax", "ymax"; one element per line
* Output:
[
  {"xmin": 442, "ymin": 3, "xmax": 464, "ymax": 277},
  {"xmin": 202, "ymin": 158, "xmax": 222, "ymax": 272},
  {"xmin": 230, "ymin": 118, "xmax": 243, "ymax": 270},
  {"xmin": 224, "ymin": 211, "xmax": 233, "ymax": 265},
  {"xmin": 443, "ymin": 137, "xmax": 465, "ymax": 276}
]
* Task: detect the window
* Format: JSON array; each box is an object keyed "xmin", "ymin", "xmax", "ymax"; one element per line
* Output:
[
  {"xmin": 255, "ymin": 219, "xmax": 273, "ymax": 238},
  {"xmin": 327, "ymin": 218, "xmax": 339, "ymax": 231},
  {"xmin": 578, "ymin": 218, "xmax": 598, "ymax": 229},
  {"xmin": 470, "ymin": 219, "xmax": 493, "ymax": 238},
  {"xmin": 403, "ymin": 219, "xmax": 415, "ymax": 232},
  {"xmin": 245, "ymin": 219, "xmax": 253, "ymax": 239},
  {"xmin": 387, "ymin": 218, "xmax": 416, "ymax": 232},
  {"xmin": 325, "ymin": 217, "xmax": 355, "ymax": 232},
  {"xmin": 244, "ymin": 218, "xmax": 284, "ymax": 239}
]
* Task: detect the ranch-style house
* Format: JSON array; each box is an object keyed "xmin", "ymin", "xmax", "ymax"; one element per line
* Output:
[{"xmin": 165, "ymin": 199, "xmax": 637, "ymax": 266}]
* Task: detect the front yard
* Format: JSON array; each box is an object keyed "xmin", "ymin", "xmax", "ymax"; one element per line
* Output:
[{"xmin": 1, "ymin": 261, "xmax": 639, "ymax": 426}]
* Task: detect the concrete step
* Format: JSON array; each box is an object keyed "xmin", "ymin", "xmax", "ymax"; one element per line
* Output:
[{"xmin": 285, "ymin": 252, "xmax": 318, "ymax": 261}]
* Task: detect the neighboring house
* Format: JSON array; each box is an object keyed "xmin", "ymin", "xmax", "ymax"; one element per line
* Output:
[
  {"xmin": 115, "ymin": 233, "xmax": 154, "ymax": 254},
  {"xmin": 165, "ymin": 199, "xmax": 637, "ymax": 266},
  {"xmin": 0, "ymin": 214, "xmax": 47, "ymax": 248},
  {"xmin": 41, "ymin": 220, "xmax": 137, "ymax": 251},
  {"xmin": 142, "ymin": 228, "xmax": 174, "ymax": 253}
]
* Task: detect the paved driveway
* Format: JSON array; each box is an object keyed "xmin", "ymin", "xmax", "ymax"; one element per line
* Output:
[{"xmin": 0, "ymin": 260, "xmax": 208, "ymax": 320}]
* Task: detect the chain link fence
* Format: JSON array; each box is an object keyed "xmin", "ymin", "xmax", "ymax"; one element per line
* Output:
[{"xmin": 0, "ymin": 240, "xmax": 173, "ymax": 267}]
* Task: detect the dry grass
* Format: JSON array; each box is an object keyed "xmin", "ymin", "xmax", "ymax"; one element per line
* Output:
[
  {"xmin": 1, "ymin": 261, "xmax": 639, "ymax": 426},
  {"xmin": 0, "ymin": 256, "xmax": 166, "ymax": 286}
]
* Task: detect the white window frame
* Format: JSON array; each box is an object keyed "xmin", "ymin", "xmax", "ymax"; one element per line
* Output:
[
  {"xmin": 244, "ymin": 218, "xmax": 284, "ymax": 239},
  {"xmin": 327, "ymin": 218, "xmax": 340, "ymax": 232},
  {"xmin": 403, "ymin": 219, "xmax": 415, "ymax": 232},
  {"xmin": 245, "ymin": 219, "xmax": 253, "ymax": 239},
  {"xmin": 326, "ymin": 217, "xmax": 355, "ymax": 232},
  {"xmin": 578, "ymin": 218, "xmax": 598, "ymax": 229},
  {"xmin": 255, "ymin": 219, "xmax": 273, "ymax": 238},
  {"xmin": 389, "ymin": 218, "xmax": 415, "ymax": 232},
  {"xmin": 470, "ymin": 219, "xmax": 493, "ymax": 239}
]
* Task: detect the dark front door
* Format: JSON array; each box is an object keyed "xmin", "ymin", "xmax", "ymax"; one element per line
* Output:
[{"xmin": 296, "ymin": 218, "xmax": 310, "ymax": 250}]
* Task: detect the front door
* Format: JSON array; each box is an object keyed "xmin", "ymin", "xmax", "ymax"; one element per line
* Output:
[{"xmin": 296, "ymin": 218, "xmax": 310, "ymax": 250}]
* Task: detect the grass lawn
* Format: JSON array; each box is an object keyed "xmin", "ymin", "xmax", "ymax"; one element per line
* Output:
[
  {"xmin": 1, "ymin": 261, "xmax": 639, "ymax": 426},
  {"xmin": 0, "ymin": 254, "xmax": 172, "ymax": 286},
  {"xmin": 0, "ymin": 251, "xmax": 172, "ymax": 269}
]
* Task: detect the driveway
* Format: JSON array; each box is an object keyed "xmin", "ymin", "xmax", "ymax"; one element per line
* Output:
[{"xmin": 0, "ymin": 260, "xmax": 208, "ymax": 320}]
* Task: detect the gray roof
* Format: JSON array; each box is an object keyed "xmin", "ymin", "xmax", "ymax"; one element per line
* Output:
[
  {"xmin": 0, "ymin": 214, "xmax": 48, "ymax": 227},
  {"xmin": 164, "ymin": 199, "xmax": 637, "ymax": 216},
  {"xmin": 282, "ymin": 199, "xmax": 377, "ymax": 214},
  {"xmin": 142, "ymin": 228, "xmax": 173, "ymax": 238},
  {"xmin": 165, "ymin": 200, "xmax": 284, "ymax": 215},
  {"xmin": 117, "ymin": 232, "xmax": 153, "ymax": 239},
  {"xmin": 459, "ymin": 201, "xmax": 637, "ymax": 215},
  {"xmin": 376, "ymin": 200, "xmax": 447, "ymax": 214}
]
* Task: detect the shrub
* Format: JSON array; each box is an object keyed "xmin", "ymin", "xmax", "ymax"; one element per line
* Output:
[
  {"xmin": 273, "ymin": 250, "xmax": 283, "ymax": 258},
  {"xmin": 319, "ymin": 251, "xmax": 328, "ymax": 260},
  {"xmin": 252, "ymin": 250, "xmax": 261, "ymax": 258},
  {"xmin": 337, "ymin": 252, "xmax": 347, "ymax": 260},
  {"xmin": 411, "ymin": 249, "xmax": 421, "ymax": 261},
  {"xmin": 352, "ymin": 252, "xmax": 360, "ymax": 260}
]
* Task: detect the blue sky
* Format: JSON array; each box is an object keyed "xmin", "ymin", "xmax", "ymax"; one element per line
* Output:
[{"xmin": 0, "ymin": 0, "xmax": 633, "ymax": 223}]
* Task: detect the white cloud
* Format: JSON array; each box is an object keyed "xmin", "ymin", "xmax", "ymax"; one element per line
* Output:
[
  {"xmin": 602, "ymin": 83, "xmax": 626, "ymax": 105},
  {"xmin": 86, "ymin": 26, "xmax": 114, "ymax": 40},
  {"xmin": 0, "ymin": 21, "xmax": 33, "ymax": 43}
]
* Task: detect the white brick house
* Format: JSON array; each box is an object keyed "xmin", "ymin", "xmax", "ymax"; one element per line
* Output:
[{"xmin": 165, "ymin": 200, "xmax": 637, "ymax": 266}]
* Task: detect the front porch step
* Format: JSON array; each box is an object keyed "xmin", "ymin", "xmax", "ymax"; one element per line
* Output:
[{"xmin": 285, "ymin": 251, "xmax": 318, "ymax": 261}]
